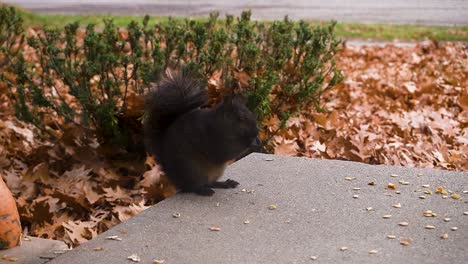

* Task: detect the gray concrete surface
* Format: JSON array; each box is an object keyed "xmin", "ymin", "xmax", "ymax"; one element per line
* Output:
[
  {"xmin": 47, "ymin": 153, "xmax": 467, "ymax": 264},
  {"xmin": 0, "ymin": 236, "xmax": 68, "ymax": 264},
  {"xmin": 4, "ymin": 0, "xmax": 468, "ymax": 26}
]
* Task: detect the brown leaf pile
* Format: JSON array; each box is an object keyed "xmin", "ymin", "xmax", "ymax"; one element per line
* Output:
[
  {"xmin": 0, "ymin": 118, "xmax": 175, "ymax": 246},
  {"xmin": 270, "ymin": 40, "xmax": 467, "ymax": 170},
  {"xmin": 0, "ymin": 40, "xmax": 466, "ymax": 246}
]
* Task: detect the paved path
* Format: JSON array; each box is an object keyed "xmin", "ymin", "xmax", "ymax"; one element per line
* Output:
[
  {"xmin": 0, "ymin": 237, "xmax": 68, "ymax": 264},
  {"xmin": 47, "ymin": 153, "xmax": 467, "ymax": 264},
  {"xmin": 4, "ymin": 0, "xmax": 468, "ymax": 25}
]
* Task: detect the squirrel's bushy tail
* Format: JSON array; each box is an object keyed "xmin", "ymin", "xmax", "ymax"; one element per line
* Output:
[{"xmin": 144, "ymin": 71, "xmax": 208, "ymax": 159}]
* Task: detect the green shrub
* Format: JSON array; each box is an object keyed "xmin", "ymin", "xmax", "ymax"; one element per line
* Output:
[
  {"xmin": 0, "ymin": 6, "xmax": 24, "ymax": 69},
  {"xmin": 1, "ymin": 9, "xmax": 342, "ymax": 150}
]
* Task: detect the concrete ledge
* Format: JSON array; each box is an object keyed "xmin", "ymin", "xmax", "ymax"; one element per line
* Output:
[
  {"xmin": 0, "ymin": 237, "xmax": 68, "ymax": 264},
  {"xmin": 48, "ymin": 153, "xmax": 467, "ymax": 264}
]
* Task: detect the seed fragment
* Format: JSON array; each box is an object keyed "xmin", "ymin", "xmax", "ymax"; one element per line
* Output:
[
  {"xmin": 423, "ymin": 210, "xmax": 437, "ymax": 217},
  {"xmin": 9, "ymin": 257, "xmax": 18, "ymax": 262},
  {"xmin": 444, "ymin": 218, "xmax": 451, "ymax": 222},
  {"xmin": 366, "ymin": 207, "xmax": 374, "ymax": 211},
  {"xmin": 268, "ymin": 205, "xmax": 277, "ymax": 210},
  {"xmin": 387, "ymin": 183, "xmax": 397, "ymax": 189},
  {"xmin": 400, "ymin": 238, "xmax": 412, "ymax": 246},
  {"xmin": 368, "ymin": 181, "xmax": 376, "ymax": 186},
  {"xmin": 442, "ymin": 195, "xmax": 448, "ymax": 199},
  {"xmin": 436, "ymin": 186, "xmax": 448, "ymax": 195},
  {"xmin": 209, "ymin": 226, "xmax": 221, "ymax": 231},
  {"xmin": 425, "ymin": 225, "xmax": 435, "ymax": 229},
  {"xmin": 441, "ymin": 233, "xmax": 449, "ymax": 239},
  {"xmin": 392, "ymin": 203, "xmax": 401, "ymax": 208},
  {"xmin": 450, "ymin": 227, "xmax": 458, "ymax": 231},
  {"xmin": 310, "ymin": 256, "xmax": 318, "ymax": 260},
  {"xmin": 94, "ymin": 247, "xmax": 104, "ymax": 251},
  {"xmin": 172, "ymin": 212, "xmax": 181, "ymax": 218},
  {"xmin": 417, "ymin": 173, "xmax": 424, "ymax": 177},
  {"xmin": 387, "ymin": 235, "xmax": 396, "ymax": 239},
  {"xmin": 106, "ymin": 235, "xmax": 122, "ymax": 241},
  {"xmin": 128, "ymin": 254, "xmax": 141, "ymax": 262},
  {"xmin": 399, "ymin": 222, "xmax": 409, "ymax": 226},
  {"xmin": 382, "ymin": 215, "xmax": 392, "ymax": 219},
  {"xmin": 422, "ymin": 184, "xmax": 430, "ymax": 188},
  {"xmin": 399, "ymin": 180, "xmax": 409, "ymax": 185},
  {"xmin": 1, "ymin": 255, "xmax": 7, "ymax": 260},
  {"xmin": 244, "ymin": 220, "xmax": 250, "ymax": 224},
  {"xmin": 451, "ymin": 194, "xmax": 461, "ymax": 200},
  {"xmin": 395, "ymin": 191, "xmax": 401, "ymax": 194},
  {"xmin": 340, "ymin": 247, "xmax": 348, "ymax": 251}
]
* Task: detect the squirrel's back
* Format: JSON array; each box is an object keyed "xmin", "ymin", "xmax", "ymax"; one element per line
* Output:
[{"xmin": 143, "ymin": 71, "xmax": 208, "ymax": 160}]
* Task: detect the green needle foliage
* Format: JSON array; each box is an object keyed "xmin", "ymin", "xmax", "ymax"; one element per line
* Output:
[
  {"xmin": 0, "ymin": 6, "xmax": 24, "ymax": 68},
  {"xmin": 1, "ymin": 6, "xmax": 342, "ymax": 150}
]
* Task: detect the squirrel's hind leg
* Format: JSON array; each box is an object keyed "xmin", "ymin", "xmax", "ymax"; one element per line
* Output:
[
  {"xmin": 182, "ymin": 186, "xmax": 216, "ymax": 196},
  {"xmin": 206, "ymin": 179, "xmax": 239, "ymax": 189}
]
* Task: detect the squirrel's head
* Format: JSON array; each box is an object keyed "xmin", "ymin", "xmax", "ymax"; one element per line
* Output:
[{"xmin": 215, "ymin": 94, "xmax": 259, "ymax": 147}]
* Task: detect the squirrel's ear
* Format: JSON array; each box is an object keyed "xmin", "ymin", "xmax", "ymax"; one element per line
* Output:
[
  {"xmin": 232, "ymin": 94, "xmax": 247, "ymax": 105},
  {"xmin": 222, "ymin": 93, "xmax": 246, "ymax": 110}
]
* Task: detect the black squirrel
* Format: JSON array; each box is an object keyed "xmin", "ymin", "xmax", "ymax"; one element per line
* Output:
[{"xmin": 144, "ymin": 71, "xmax": 259, "ymax": 196}]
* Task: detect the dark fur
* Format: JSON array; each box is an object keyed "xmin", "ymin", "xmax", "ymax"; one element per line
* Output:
[{"xmin": 144, "ymin": 71, "xmax": 258, "ymax": 196}]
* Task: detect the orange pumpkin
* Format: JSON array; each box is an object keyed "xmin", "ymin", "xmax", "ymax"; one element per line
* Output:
[{"xmin": 0, "ymin": 176, "xmax": 21, "ymax": 249}]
